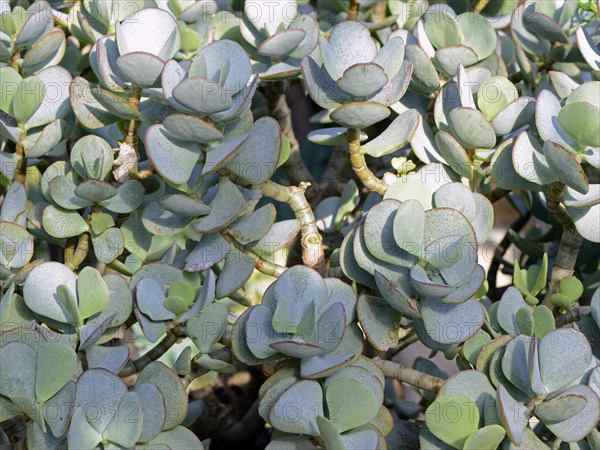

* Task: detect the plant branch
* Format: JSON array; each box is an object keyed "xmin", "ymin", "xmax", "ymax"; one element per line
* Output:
[
  {"xmin": 181, "ymin": 347, "xmax": 232, "ymax": 389},
  {"xmin": 119, "ymin": 329, "xmax": 181, "ymax": 377},
  {"xmin": 260, "ymin": 181, "xmax": 325, "ymax": 274},
  {"xmin": 389, "ymin": 331, "xmax": 419, "ymax": 356},
  {"xmin": 373, "ymin": 357, "xmax": 445, "ymax": 393},
  {"xmin": 542, "ymin": 182, "xmax": 583, "ymax": 308},
  {"xmin": 485, "ymin": 187, "xmax": 510, "ymax": 203},
  {"xmin": 64, "ymin": 233, "xmax": 90, "ymax": 271},
  {"xmin": 348, "ymin": 0, "xmax": 360, "ymax": 20},
  {"xmin": 509, "ymin": 60, "xmax": 554, "ymax": 84},
  {"xmin": 264, "ymin": 81, "xmax": 317, "ymax": 201},
  {"xmin": 555, "ymin": 306, "xmax": 591, "ymax": 327},
  {"xmin": 222, "ymin": 233, "xmax": 287, "ymax": 278},
  {"xmin": 347, "ymin": 128, "xmax": 387, "ymax": 196}
]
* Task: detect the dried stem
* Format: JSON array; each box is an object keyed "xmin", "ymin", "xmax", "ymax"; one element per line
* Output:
[
  {"xmin": 542, "ymin": 182, "xmax": 583, "ymax": 308},
  {"xmin": 373, "ymin": 357, "xmax": 445, "ymax": 393},
  {"xmin": 347, "ymin": 128, "xmax": 387, "ymax": 195},
  {"xmin": 264, "ymin": 81, "xmax": 316, "ymax": 201},
  {"xmin": 119, "ymin": 330, "xmax": 181, "ymax": 377},
  {"xmin": 555, "ymin": 306, "xmax": 591, "ymax": 327},
  {"xmin": 348, "ymin": 0, "xmax": 360, "ymax": 20},
  {"xmin": 222, "ymin": 233, "xmax": 287, "ymax": 278},
  {"xmin": 260, "ymin": 181, "xmax": 325, "ymax": 274}
]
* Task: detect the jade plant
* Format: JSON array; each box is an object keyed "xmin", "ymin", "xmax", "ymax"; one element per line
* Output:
[{"xmin": 1, "ymin": 0, "xmax": 599, "ymax": 449}]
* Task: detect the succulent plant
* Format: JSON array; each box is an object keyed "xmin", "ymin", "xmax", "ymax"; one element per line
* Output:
[
  {"xmin": 232, "ymin": 265, "xmax": 360, "ymax": 378},
  {"xmin": 241, "ymin": 0, "xmax": 319, "ymax": 79},
  {"xmin": 1, "ymin": 0, "xmax": 599, "ymax": 448},
  {"xmin": 301, "ymin": 21, "xmax": 412, "ymax": 128}
]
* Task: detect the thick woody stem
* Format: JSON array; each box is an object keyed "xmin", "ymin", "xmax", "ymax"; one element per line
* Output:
[
  {"xmin": 347, "ymin": 128, "xmax": 387, "ymax": 195},
  {"xmin": 124, "ymin": 88, "xmax": 142, "ymax": 175},
  {"xmin": 509, "ymin": 60, "xmax": 554, "ymax": 84},
  {"xmin": 260, "ymin": 181, "xmax": 325, "ymax": 274},
  {"xmin": 542, "ymin": 182, "xmax": 583, "ymax": 308},
  {"xmin": 119, "ymin": 330, "xmax": 180, "ymax": 377},
  {"xmin": 64, "ymin": 233, "xmax": 90, "ymax": 271},
  {"xmin": 222, "ymin": 233, "xmax": 287, "ymax": 278},
  {"xmin": 373, "ymin": 357, "xmax": 445, "ymax": 393},
  {"xmin": 348, "ymin": 0, "xmax": 360, "ymax": 20},
  {"xmin": 181, "ymin": 348, "xmax": 232, "ymax": 389},
  {"xmin": 14, "ymin": 137, "xmax": 26, "ymax": 185},
  {"xmin": 264, "ymin": 81, "xmax": 316, "ymax": 201},
  {"xmin": 555, "ymin": 306, "xmax": 591, "ymax": 327}
]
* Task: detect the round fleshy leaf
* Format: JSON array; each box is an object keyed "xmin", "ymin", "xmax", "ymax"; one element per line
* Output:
[
  {"xmin": 405, "ymin": 44, "xmax": 440, "ymax": 94},
  {"xmin": 324, "ymin": 366, "xmax": 383, "ymax": 432},
  {"xmin": 163, "ymin": 114, "xmax": 223, "ymax": 143},
  {"xmin": 422, "ymin": 6, "xmax": 462, "ymax": 49},
  {"xmin": 456, "ymin": 12, "xmax": 497, "ymax": 60},
  {"xmin": 14, "ymin": 3, "xmax": 53, "ymax": 49},
  {"xmin": 538, "ymin": 328, "xmax": 592, "ymax": 393},
  {"xmin": 225, "ymin": 117, "xmax": 281, "ymax": 184},
  {"xmin": 25, "ymin": 66, "xmax": 72, "ymax": 129},
  {"xmin": 187, "ymin": 302, "xmax": 228, "ymax": 353},
  {"xmin": 535, "ymin": 90, "xmax": 577, "ymax": 150},
  {"xmin": 21, "ymin": 29, "xmax": 66, "ymax": 76},
  {"xmin": 357, "ymin": 294, "xmax": 402, "ymax": 352},
  {"xmin": 448, "ymin": 107, "xmax": 496, "ymax": 149},
  {"xmin": 136, "ymin": 361, "xmax": 187, "ymax": 430},
  {"xmin": 103, "ymin": 391, "xmax": 143, "ymax": 447},
  {"xmin": 364, "ymin": 199, "xmax": 418, "ymax": 267},
  {"xmin": 464, "ymin": 425, "xmax": 506, "ymax": 450},
  {"xmin": 116, "ymin": 8, "xmax": 180, "ymax": 60},
  {"xmin": 320, "ymin": 21, "xmax": 378, "ymax": 81},
  {"xmin": 100, "ymin": 181, "xmax": 145, "ymax": 214},
  {"xmin": 184, "ymin": 232, "xmax": 229, "ymax": 272},
  {"xmin": 576, "ymin": 26, "xmax": 600, "ymax": 71},
  {"xmin": 270, "ymin": 380, "xmax": 323, "ymax": 436},
  {"xmin": 137, "ymin": 278, "xmax": 175, "ymax": 322},
  {"xmin": 258, "ymin": 28, "xmax": 306, "ymax": 57},
  {"xmin": 336, "ymin": 63, "xmax": 388, "ymax": 98},
  {"xmin": 75, "ymin": 369, "xmax": 128, "ymax": 434},
  {"xmin": 496, "ymin": 384, "xmax": 531, "ymax": 446},
  {"xmin": 172, "ymin": 77, "xmax": 233, "ymax": 115},
  {"xmin": 90, "ymin": 87, "xmax": 140, "ymax": 119},
  {"xmin": 22, "ymin": 261, "xmax": 77, "ymax": 323},
  {"xmin": 42, "ymin": 205, "xmax": 89, "ymax": 239},
  {"xmin": 543, "ymin": 385, "xmax": 599, "ymax": 443},
  {"xmin": 116, "ymin": 51, "xmax": 165, "ymax": 88},
  {"xmin": 476, "ymin": 76, "xmax": 518, "ymax": 121},
  {"xmin": 195, "ymin": 39, "xmax": 251, "ymax": 95},
  {"xmin": 543, "ymin": 141, "xmax": 588, "ymax": 194},
  {"xmin": 497, "ymin": 286, "xmax": 530, "ymax": 335},
  {"xmin": 0, "ymin": 341, "xmax": 37, "ymax": 411},
  {"xmin": 308, "ymin": 127, "xmax": 367, "ymax": 146},
  {"xmin": 362, "ymin": 109, "xmax": 419, "ymax": 158},
  {"xmin": 558, "ymin": 101, "xmax": 600, "ymax": 148},
  {"xmin": 434, "ymin": 45, "xmax": 478, "ymax": 77},
  {"xmin": 0, "ymin": 222, "xmax": 34, "ymax": 269},
  {"xmin": 134, "ymin": 383, "xmax": 166, "ymax": 443},
  {"xmin": 69, "ymin": 77, "xmax": 118, "ymax": 129},
  {"xmin": 85, "ymin": 345, "xmax": 129, "ymax": 374},
  {"xmin": 374, "ymin": 271, "xmax": 419, "ymax": 318},
  {"xmin": 491, "ymin": 96, "xmax": 536, "ymax": 136},
  {"xmin": 420, "ymin": 297, "xmax": 485, "ymax": 344},
  {"xmin": 435, "ymin": 130, "xmax": 471, "ymax": 179},
  {"xmin": 75, "ymin": 179, "xmax": 117, "ymax": 203},
  {"xmin": 70, "ymin": 134, "xmax": 113, "ymax": 180},
  {"xmin": 425, "ymin": 394, "xmax": 479, "ymax": 449},
  {"xmin": 491, "ymin": 139, "xmax": 544, "ymax": 191},
  {"xmin": 512, "ymin": 131, "xmax": 556, "ymax": 185},
  {"xmin": 192, "ymin": 180, "xmax": 244, "ymax": 233},
  {"xmin": 330, "ymin": 102, "xmax": 390, "ymax": 129},
  {"xmin": 145, "ymin": 124, "xmax": 201, "ymax": 185}
]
